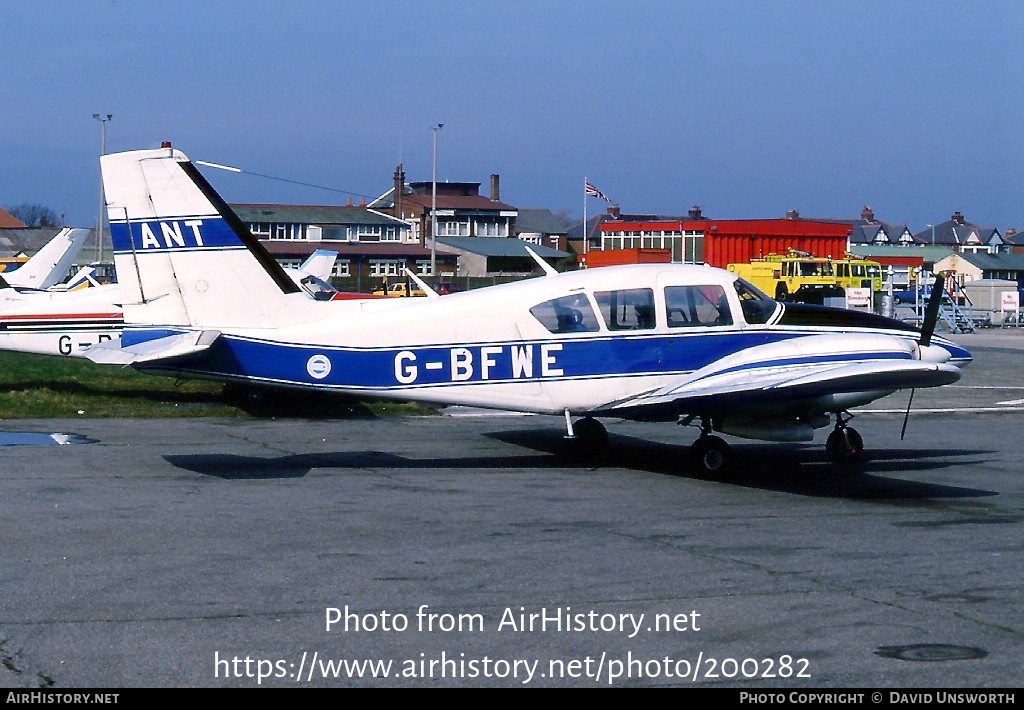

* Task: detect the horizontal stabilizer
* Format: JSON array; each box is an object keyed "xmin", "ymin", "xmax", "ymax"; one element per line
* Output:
[{"xmin": 85, "ymin": 330, "xmax": 221, "ymax": 365}]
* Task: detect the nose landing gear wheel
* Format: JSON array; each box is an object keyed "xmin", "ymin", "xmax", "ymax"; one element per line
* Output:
[
  {"xmin": 690, "ymin": 435, "xmax": 731, "ymax": 474},
  {"xmin": 826, "ymin": 426, "xmax": 864, "ymax": 464}
]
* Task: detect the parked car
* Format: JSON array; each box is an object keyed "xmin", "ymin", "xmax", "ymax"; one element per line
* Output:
[
  {"xmin": 371, "ymin": 282, "xmax": 427, "ymax": 298},
  {"xmin": 431, "ymin": 281, "xmax": 465, "ymax": 295},
  {"xmin": 892, "ymin": 288, "xmax": 921, "ymax": 305},
  {"xmin": 892, "ymin": 287, "xmax": 963, "ymax": 306}
]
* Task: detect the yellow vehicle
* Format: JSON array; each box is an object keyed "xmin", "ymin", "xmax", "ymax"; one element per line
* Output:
[
  {"xmin": 372, "ymin": 281, "xmax": 427, "ymax": 298},
  {"xmin": 834, "ymin": 254, "xmax": 883, "ymax": 293},
  {"xmin": 0, "ymin": 256, "xmax": 29, "ymax": 273},
  {"xmin": 727, "ymin": 250, "xmax": 882, "ymax": 303}
]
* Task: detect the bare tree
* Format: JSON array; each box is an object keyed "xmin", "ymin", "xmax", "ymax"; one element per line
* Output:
[{"xmin": 6, "ymin": 203, "xmax": 61, "ymax": 228}]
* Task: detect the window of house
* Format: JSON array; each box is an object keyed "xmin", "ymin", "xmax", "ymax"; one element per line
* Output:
[
  {"xmin": 271, "ymin": 223, "xmax": 304, "ymax": 240},
  {"xmin": 369, "ymin": 260, "xmax": 403, "ymax": 277},
  {"xmin": 438, "ymin": 220, "xmax": 470, "ymax": 237}
]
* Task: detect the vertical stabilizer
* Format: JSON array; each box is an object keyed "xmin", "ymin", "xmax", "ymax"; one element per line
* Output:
[
  {"xmin": 101, "ymin": 144, "xmax": 301, "ymax": 330},
  {"xmin": 5, "ymin": 228, "xmax": 90, "ymax": 289}
]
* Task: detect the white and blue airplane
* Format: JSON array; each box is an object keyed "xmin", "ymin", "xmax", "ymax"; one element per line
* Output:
[
  {"xmin": 88, "ymin": 143, "xmax": 971, "ymax": 472},
  {"xmin": 0, "ymin": 228, "xmax": 122, "ymax": 356}
]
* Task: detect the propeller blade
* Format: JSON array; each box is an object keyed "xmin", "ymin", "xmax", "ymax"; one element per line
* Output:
[
  {"xmin": 900, "ymin": 388, "xmax": 916, "ymax": 440},
  {"xmin": 919, "ymin": 273, "xmax": 946, "ymax": 347}
]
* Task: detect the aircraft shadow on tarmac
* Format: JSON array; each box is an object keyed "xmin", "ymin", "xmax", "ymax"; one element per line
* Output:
[
  {"xmin": 163, "ymin": 427, "xmax": 996, "ymax": 501},
  {"xmin": 488, "ymin": 429, "xmax": 997, "ymax": 500}
]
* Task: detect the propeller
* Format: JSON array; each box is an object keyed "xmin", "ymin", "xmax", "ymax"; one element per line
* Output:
[
  {"xmin": 901, "ymin": 273, "xmax": 946, "ymax": 439},
  {"xmin": 918, "ymin": 272, "xmax": 946, "ymax": 348}
]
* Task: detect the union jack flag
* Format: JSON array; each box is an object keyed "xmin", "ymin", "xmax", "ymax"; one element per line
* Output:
[{"xmin": 585, "ymin": 179, "xmax": 612, "ymax": 202}]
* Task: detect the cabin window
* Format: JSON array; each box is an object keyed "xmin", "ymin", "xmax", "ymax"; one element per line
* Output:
[
  {"xmin": 732, "ymin": 278, "xmax": 777, "ymax": 324},
  {"xmin": 530, "ymin": 294, "xmax": 601, "ymax": 334},
  {"xmin": 594, "ymin": 288, "xmax": 656, "ymax": 330},
  {"xmin": 664, "ymin": 285, "xmax": 733, "ymax": 327}
]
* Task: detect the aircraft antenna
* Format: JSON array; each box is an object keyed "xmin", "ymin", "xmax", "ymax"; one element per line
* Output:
[{"xmin": 195, "ymin": 160, "xmax": 370, "ymax": 199}]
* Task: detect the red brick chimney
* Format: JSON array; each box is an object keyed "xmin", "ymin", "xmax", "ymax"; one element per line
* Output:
[{"xmin": 490, "ymin": 174, "xmax": 500, "ymax": 201}]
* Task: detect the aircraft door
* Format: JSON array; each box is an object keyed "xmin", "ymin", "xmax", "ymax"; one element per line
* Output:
[{"xmin": 455, "ymin": 316, "xmax": 546, "ymax": 410}]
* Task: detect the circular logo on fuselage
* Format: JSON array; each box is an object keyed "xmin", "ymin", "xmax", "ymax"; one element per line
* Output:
[{"xmin": 306, "ymin": 354, "xmax": 332, "ymax": 379}]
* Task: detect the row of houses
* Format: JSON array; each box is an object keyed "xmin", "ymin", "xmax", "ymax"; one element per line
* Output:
[
  {"xmin": 580, "ymin": 204, "xmax": 1024, "ymax": 291},
  {"xmin": 0, "ymin": 165, "xmax": 576, "ymax": 288},
  {"xmin": 4, "ymin": 163, "xmax": 1024, "ymax": 291}
]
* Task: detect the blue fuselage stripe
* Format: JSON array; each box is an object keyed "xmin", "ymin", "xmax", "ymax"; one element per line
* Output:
[{"xmin": 121, "ymin": 327, "xmax": 930, "ymax": 392}]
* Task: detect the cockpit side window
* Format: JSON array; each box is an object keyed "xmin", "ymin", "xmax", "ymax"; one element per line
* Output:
[
  {"xmin": 732, "ymin": 278, "xmax": 778, "ymax": 324},
  {"xmin": 664, "ymin": 285, "xmax": 733, "ymax": 327},
  {"xmin": 530, "ymin": 294, "xmax": 601, "ymax": 334},
  {"xmin": 594, "ymin": 288, "xmax": 656, "ymax": 330},
  {"xmin": 299, "ymin": 274, "xmax": 338, "ymax": 301}
]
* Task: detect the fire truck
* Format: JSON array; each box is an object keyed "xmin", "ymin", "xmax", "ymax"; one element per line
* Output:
[{"xmin": 727, "ymin": 250, "xmax": 882, "ymax": 303}]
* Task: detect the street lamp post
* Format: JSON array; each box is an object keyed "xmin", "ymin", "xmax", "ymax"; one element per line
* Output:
[
  {"xmin": 430, "ymin": 123, "xmax": 444, "ymax": 277},
  {"xmin": 92, "ymin": 113, "xmax": 112, "ymax": 265}
]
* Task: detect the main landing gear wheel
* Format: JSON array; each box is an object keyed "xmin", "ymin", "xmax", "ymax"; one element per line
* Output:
[
  {"xmin": 564, "ymin": 416, "xmax": 609, "ymax": 459},
  {"xmin": 826, "ymin": 426, "xmax": 864, "ymax": 465},
  {"xmin": 572, "ymin": 417, "xmax": 609, "ymax": 451},
  {"xmin": 690, "ymin": 435, "xmax": 732, "ymax": 474}
]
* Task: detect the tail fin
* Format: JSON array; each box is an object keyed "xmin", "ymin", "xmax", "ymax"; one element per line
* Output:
[
  {"xmin": 297, "ymin": 249, "xmax": 339, "ymax": 282},
  {"xmin": 4, "ymin": 227, "xmax": 90, "ymax": 289},
  {"xmin": 100, "ymin": 143, "xmax": 302, "ymax": 330}
]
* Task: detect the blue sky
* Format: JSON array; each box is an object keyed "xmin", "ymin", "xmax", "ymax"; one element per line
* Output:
[{"xmin": 3, "ymin": 1, "xmax": 1023, "ymax": 233}]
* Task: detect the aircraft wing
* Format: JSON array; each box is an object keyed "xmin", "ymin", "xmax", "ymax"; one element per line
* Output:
[
  {"xmin": 595, "ymin": 333, "xmax": 962, "ymax": 420},
  {"xmin": 86, "ymin": 329, "xmax": 221, "ymax": 365}
]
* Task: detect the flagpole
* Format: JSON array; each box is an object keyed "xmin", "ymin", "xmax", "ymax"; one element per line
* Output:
[{"xmin": 583, "ymin": 176, "xmax": 588, "ymax": 257}]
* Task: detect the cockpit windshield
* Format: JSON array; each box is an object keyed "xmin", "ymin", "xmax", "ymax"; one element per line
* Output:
[
  {"xmin": 733, "ymin": 278, "xmax": 779, "ymax": 324},
  {"xmin": 298, "ymin": 274, "xmax": 338, "ymax": 301}
]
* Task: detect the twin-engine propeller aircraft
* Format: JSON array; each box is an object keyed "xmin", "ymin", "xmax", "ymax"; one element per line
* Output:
[{"xmin": 88, "ymin": 143, "xmax": 971, "ymax": 472}]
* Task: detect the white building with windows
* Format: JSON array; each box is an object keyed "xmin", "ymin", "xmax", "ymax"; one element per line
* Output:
[{"xmin": 231, "ymin": 202, "xmax": 456, "ymax": 287}]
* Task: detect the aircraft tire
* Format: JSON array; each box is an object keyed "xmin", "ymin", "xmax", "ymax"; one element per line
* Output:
[
  {"xmin": 690, "ymin": 435, "xmax": 731, "ymax": 474},
  {"xmin": 826, "ymin": 427, "xmax": 864, "ymax": 465}
]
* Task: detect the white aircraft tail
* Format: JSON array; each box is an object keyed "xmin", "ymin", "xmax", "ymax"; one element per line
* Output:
[
  {"xmin": 100, "ymin": 143, "xmax": 304, "ymax": 330},
  {"xmin": 5, "ymin": 227, "xmax": 90, "ymax": 289},
  {"xmin": 297, "ymin": 249, "xmax": 339, "ymax": 281}
]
